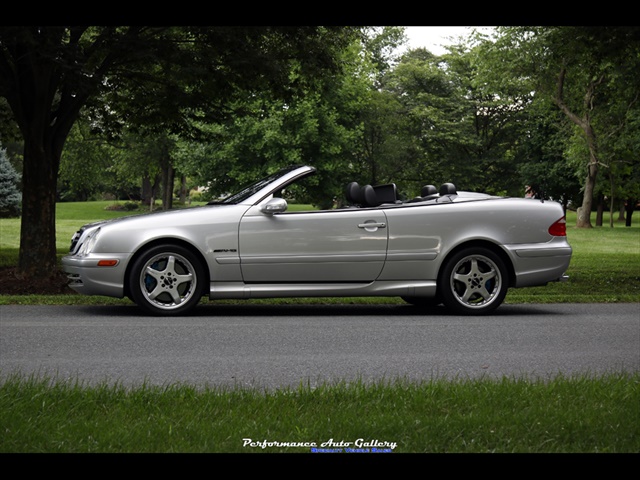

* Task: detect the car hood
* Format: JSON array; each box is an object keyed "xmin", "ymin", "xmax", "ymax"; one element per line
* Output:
[{"xmin": 81, "ymin": 204, "xmax": 233, "ymax": 230}]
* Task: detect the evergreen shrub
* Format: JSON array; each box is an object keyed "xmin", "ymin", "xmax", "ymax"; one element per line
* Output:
[{"xmin": 0, "ymin": 147, "xmax": 22, "ymax": 218}]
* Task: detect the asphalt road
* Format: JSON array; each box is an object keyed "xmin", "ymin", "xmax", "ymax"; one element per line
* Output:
[{"xmin": 1, "ymin": 303, "xmax": 638, "ymax": 390}]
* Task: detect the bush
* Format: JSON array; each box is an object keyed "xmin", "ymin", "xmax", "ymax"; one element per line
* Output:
[
  {"xmin": 104, "ymin": 201, "xmax": 139, "ymax": 212},
  {"xmin": 0, "ymin": 147, "xmax": 22, "ymax": 218},
  {"xmin": 189, "ymin": 190, "xmax": 203, "ymax": 202}
]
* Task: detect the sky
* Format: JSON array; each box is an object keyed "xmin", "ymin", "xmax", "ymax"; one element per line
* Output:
[{"xmin": 402, "ymin": 26, "xmax": 494, "ymax": 55}]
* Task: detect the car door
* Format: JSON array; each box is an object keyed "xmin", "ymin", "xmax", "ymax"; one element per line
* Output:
[{"xmin": 238, "ymin": 206, "xmax": 388, "ymax": 283}]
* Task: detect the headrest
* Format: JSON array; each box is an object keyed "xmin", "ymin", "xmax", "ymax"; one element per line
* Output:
[
  {"xmin": 421, "ymin": 185, "xmax": 437, "ymax": 197},
  {"xmin": 345, "ymin": 182, "xmax": 363, "ymax": 205},
  {"xmin": 439, "ymin": 183, "xmax": 457, "ymax": 196},
  {"xmin": 362, "ymin": 184, "xmax": 380, "ymax": 207}
]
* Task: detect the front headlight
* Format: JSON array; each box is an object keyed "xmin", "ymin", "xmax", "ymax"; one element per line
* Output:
[{"xmin": 76, "ymin": 227, "xmax": 101, "ymax": 256}]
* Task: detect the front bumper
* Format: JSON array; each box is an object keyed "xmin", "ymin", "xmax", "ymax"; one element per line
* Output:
[{"xmin": 61, "ymin": 253, "xmax": 130, "ymax": 298}]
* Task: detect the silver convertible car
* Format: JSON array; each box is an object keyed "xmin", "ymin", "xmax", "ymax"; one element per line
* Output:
[{"xmin": 62, "ymin": 165, "xmax": 571, "ymax": 316}]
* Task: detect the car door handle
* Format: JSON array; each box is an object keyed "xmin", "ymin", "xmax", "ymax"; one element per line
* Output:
[{"xmin": 358, "ymin": 222, "xmax": 386, "ymax": 229}]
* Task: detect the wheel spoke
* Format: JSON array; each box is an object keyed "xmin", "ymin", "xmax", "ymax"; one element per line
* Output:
[
  {"xmin": 453, "ymin": 271, "xmax": 469, "ymax": 283},
  {"xmin": 174, "ymin": 273, "xmax": 194, "ymax": 288},
  {"xmin": 144, "ymin": 265, "xmax": 163, "ymax": 282},
  {"xmin": 165, "ymin": 255, "xmax": 177, "ymax": 275},
  {"xmin": 147, "ymin": 282, "xmax": 166, "ymax": 301},
  {"xmin": 460, "ymin": 285, "xmax": 475, "ymax": 303},
  {"xmin": 168, "ymin": 286, "xmax": 183, "ymax": 304},
  {"xmin": 475, "ymin": 284, "xmax": 492, "ymax": 302}
]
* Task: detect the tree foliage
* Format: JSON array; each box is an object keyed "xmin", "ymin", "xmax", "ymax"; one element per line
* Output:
[
  {"xmin": 383, "ymin": 44, "xmax": 531, "ymax": 197},
  {"xmin": 169, "ymin": 32, "xmax": 386, "ymax": 209},
  {"xmin": 0, "ymin": 26, "xmax": 360, "ymax": 278},
  {"xmin": 482, "ymin": 26, "xmax": 640, "ymax": 226}
]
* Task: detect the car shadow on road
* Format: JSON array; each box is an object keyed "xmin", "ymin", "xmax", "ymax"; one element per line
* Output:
[{"xmin": 77, "ymin": 302, "xmax": 557, "ymax": 318}]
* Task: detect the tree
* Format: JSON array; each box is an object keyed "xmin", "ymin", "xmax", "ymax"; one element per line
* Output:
[
  {"xmin": 0, "ymin": 145, "xmax": 21, "ymax": 217},
  {"xmin": 486, "ymin": 27, "xmax": 640, "ymax": 227},
  {"xmin": 515, "ymin": 97, "xmax": 582, "ymax": 209},
  {"xmin": 172, "ymin": 31, "xmax": 392, "ymax": 209},
  {"xmin": 386, "ymin": 42, "xmax": 531, "ymax": 197},
  {"xmin": 0, "ymin": 26, "xmax": 360, "ymax": 280},
  {"xmin": 58, "ymin": 119, "xmax": 122, "ymax": 201}
]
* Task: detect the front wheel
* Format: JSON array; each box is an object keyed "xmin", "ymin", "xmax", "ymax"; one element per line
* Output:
[
  {"xmin": 128, "ymin": 244, "xmax": 205, "ymax": 316},
  {"xmin": 439, "ymin": 247, "xmax": 509, "ymax": 315}
]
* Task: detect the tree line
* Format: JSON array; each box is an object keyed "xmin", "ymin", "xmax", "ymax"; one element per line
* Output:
[{"xmin": 1, "ymin": 26, "xmax": 639, "ymax": 283}]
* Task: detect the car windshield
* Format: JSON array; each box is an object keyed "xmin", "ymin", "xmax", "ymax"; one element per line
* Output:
[{"xmin": 209, "ymin": 165, "xmax": 303, "ymax": 205}]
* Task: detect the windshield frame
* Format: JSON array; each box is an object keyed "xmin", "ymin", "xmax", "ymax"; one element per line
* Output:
[{"xmin": 208, "ymin": 165, "xmax": 315, "ymax": 206}]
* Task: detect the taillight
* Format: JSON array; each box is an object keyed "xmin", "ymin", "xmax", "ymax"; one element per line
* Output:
[{"xmin": 548, "ymin": 216, "xmax": 567, "ymax": 236}]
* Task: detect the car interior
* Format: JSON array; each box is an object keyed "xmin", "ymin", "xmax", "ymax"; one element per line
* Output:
[{"xmin": 345, "ymin": 181, "xmax": 457, "ymax": 207}]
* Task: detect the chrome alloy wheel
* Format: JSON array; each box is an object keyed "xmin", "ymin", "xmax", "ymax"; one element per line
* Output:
[
  {"xmin": 450, "ymin": 254, "xmax": 500, "ymax": 307},
  {"xmin": 128, "ymin": 244, "xmax": 205, "ymax": 315},
  {"xmin": 139, "ymin": 252, "xmax": 197, "ymax": 310},
  {"xmin": 441, "ymin": 248, "xmax": 508, "ymax": 315}
]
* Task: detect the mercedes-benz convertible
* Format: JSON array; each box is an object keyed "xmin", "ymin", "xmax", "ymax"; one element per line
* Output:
[{"xmin": 62, "ymin": 165, "xmax": 571, "ymax": 316}]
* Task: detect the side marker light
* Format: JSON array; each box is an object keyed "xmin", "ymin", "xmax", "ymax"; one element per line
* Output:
[{"xmin": 97, "ymin": 260, "xmax": 119, "ymax": 267}]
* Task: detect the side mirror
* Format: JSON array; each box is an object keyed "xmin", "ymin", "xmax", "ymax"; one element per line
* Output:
[{"xmin": 260, "ymin": 197, "xmax": 288, "ymax": 215}]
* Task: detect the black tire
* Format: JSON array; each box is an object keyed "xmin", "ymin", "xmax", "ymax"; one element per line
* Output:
[
  {"xmin": 439, "ymin": 247, "xmax": 509, "ymax": 315},
  {"xmin": 128, "ymin": 244, "xmax": 205, "ymax": 316}
]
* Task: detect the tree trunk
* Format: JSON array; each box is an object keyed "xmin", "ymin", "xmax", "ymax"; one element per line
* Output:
[
  {"xmin": 576, "ymin": 170, "xmax": 596, "ymax": 228},
  {"xmin": 142, "ymin": 174, "xmax": 161, "ymax": 209},
  {"xmin": 179, "ymin": 175, "xmax": 187, "ymax": 204},
  {"xmin": 575, "ymin": 124, "xmax": 599, "ymax": 228},
  {"xmin": 18, "ymin": 140, "xmax": 59, "ymax": 278},
  {"xmin": 595, "ymin": 195, "xmax": 604, "ymax": 227},
  {"xmin": 553, "ymin": 67, "xmax": 602, "ymax": 229},
  {"xmin": 618, "ymin": 202, "xmax": 626, "ymax": 222},
  {"xmin": 141, "ymin": 176, "xmax": 153, "ymax": 205},
  {"xmin": 609, "ymin": 194, "xmax": 614, "ymax": 228},
  {"xmin": 161, "ymin": 164, "xmax": 174, "ymax": 211},
  {"xmin": 625, "ymin": 199, "xmax": 635, "ymax": 227}
]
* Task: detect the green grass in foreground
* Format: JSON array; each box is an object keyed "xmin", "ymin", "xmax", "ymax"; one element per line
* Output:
[{"xmin": 1, "ymin": 372, "xmax": 638, "ymax": 453}]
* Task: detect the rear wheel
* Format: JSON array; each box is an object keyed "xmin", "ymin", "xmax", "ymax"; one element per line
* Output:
[
  {"xmin": 128, "ymin": 244, "xmax": 205, "ymax": 316},
  {"xmin": 439, "ymin": 247, "xmax": 508, "ymax": 315}
]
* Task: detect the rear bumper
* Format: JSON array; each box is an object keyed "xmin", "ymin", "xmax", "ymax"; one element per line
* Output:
[{"xmin": 504, "ymin": 240, "xmax": 572, "ymax": 288}]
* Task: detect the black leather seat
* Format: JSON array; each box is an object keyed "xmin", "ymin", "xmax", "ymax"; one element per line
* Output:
[
  {"xmin": 346, "ymin": 181, "xmax": 400, "ymax": 207},
  {"xmin": 408, "ymin": 184, "xmax": 437, "ymax": 203},
  {"xmin": 373, "ymin": 183, "xmax": 399, "ymax": 204}
]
